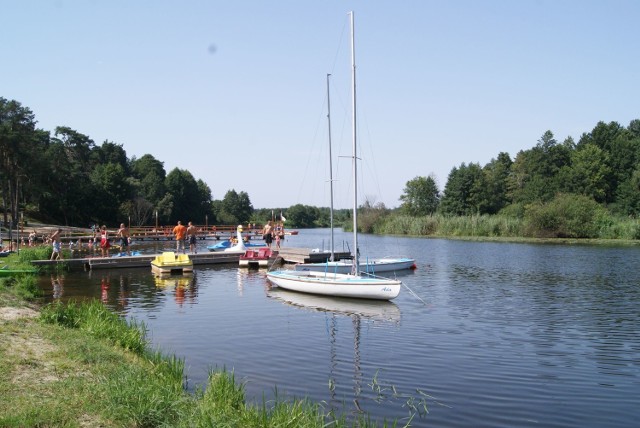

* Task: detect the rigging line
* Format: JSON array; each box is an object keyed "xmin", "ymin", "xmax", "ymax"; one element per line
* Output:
[
  {"xmin": 401, "ymin": 281, "xmax": 428, "ymax": 306},
  {"xmin": 359, "ymin": 111, "xmax": 385, "ymax": 206},
  {"xmin": 328, "ymin": 16, "xmax": 349, "ymax": 78},
  {"xmin": 294, "ymin": 80, "xmax": 331, "ymax": 207},
  {"xmin": 295, "ymin": 16, "xmax": 351, "ymax": 209}
]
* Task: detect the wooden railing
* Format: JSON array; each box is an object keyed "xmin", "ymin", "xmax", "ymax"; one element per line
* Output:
[{"xmin": 1, "ymin": 224, "xmax": 267, "ymax": 247}]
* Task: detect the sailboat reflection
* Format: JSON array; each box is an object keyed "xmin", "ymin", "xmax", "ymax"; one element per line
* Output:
[
  {"xmin": 268, "ymin": 289, "xmax": 401, "ymax": 323},
  {"xmin": 267, "ymin": 289, "xmax": 401, "ymax": 413}
]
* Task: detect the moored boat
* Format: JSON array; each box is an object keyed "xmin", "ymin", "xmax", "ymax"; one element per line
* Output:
[
  {"xmin": 208, "ymin": 225, "xmax": 266, "ymax": 252},
  {"xmin": 267, "ymin": 13, "xmax": 406, "ymax": 301},
  {"xmin": 294, "ymin": 256, "xmax": 416, "ymax": 274},
  {"xmin": 150, "ymin": 251, "xmax": 193, "ymax": 275},
  {"xmin": 267, "ymin": 269, "xmax": 400, "ymax": 300},
  {"xmin": 207, "ymin": 240, "xmax": 266, "ymax": 252},
  {"xmin": 238, "ymin": 248, "xmax": 277, "ymax": 268}
]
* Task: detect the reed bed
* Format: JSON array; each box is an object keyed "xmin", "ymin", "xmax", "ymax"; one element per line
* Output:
[
  {"xmin": 373, "ymin": 213, "xmax": 640, "ymax": 241},
  {"xmin": 377, "ymin": 214, "xmax": 525, "ymax": 238}
]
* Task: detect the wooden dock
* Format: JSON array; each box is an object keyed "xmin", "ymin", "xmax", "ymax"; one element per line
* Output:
[
  {"xmin": 31, "ymin": 251, "xmax": 246, "ymax": 271},
  {"xmin": 29, "ymin": 247, "xmax": 352, "ymax": 271}
]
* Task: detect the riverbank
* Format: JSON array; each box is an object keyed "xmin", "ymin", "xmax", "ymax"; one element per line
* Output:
[{"xmin": 0, "ymin": 284, "xmax": 383, "ymax": 427}]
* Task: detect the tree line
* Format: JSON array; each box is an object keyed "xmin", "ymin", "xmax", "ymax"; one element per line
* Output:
[
  {"xmin": 0, "ymin": 97, "xmax": 256, "ymax": 228},
  {"xmin": 3, "ymin": 96, "xmax": 640, "ymax": 236},
  {"xmin": 392, "ymin": 119, "xmax": 640, "ymax": 238},
  {"xmin": 399, "ymin": 121, "xmax": 640, "ymax": 215}
]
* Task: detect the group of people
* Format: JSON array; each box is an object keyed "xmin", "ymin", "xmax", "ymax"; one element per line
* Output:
[
  {"xmin": 47, "ymin": 223, "xmax": 133, "ymax": 260},
  {"xmin": 261, "ymin": 221, "xmax": 285, "ymax": 249},
  {"xmin": 172, "ymin": 221, "xmax": 199, "ymax": 254},
  {"xmin": 0, "ymin": 230, "xmax": 40, "ymax": 252},
  {"xmin": 41, "ymin": 219, "xmax": 283, "ymax": 260}
]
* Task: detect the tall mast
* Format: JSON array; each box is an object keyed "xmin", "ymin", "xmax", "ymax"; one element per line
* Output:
[
  {"xmin": 326, "ymin": 73, "xmax": 335, "ymax": 261},
  {"xmin": 350, "ymin": 10, "xmax": 359, "ymax": 275}
]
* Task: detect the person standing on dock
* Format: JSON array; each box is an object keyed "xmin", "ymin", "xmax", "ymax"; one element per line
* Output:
[
  {"xmin": 173, "ymin": 220, "xmax": 187, "ymax": 253},
  {"xmin": 262, "ymin": 221, "xmax": 274, "ymax": 249},
  {"xmin": 275, "ymin": 222, "xmax": 284, "ymax": 249},
  {"xmin": 187, "ymin": 221, "xmax": 198, "ymax": 254},
  {"xmin": 49, "ymin": 228, "xmax": 63, "ymax": 261},
  {"xmin": 100, "ymin": 225, "xmax": 110, "ymax": 258},
  {"xmin": 117, "ymin": 223, "xmax": 130, "ymax": 256}
]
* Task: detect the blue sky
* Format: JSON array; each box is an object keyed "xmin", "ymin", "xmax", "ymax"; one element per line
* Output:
[{"xmin": 2, "ymin": 1, "xmax": 639, "ymax": 209}]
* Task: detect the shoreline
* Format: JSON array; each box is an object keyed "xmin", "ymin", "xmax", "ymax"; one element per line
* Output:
[{"xmin": 0, "ymin": 283, "xmax": 386, "ymax": 427}]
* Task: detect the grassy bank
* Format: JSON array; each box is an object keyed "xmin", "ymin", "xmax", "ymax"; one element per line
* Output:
[{"xmin": 0, "ymin": 276, "xmax": 403, "ymax": 427}]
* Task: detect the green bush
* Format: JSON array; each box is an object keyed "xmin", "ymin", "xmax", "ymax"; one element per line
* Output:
[
  {"xmin": 16, "ymin": 246, "xmax": 51, "ymax": 263},
  {"xmin": 498, "ymin": 202, "xmax": 526, "ymax": 219},
  {"xmin": 524, "ymin": 194, "xmax": 606, "ymax": 238}
]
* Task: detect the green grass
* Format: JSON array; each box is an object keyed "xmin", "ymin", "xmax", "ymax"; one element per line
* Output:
[{"xmin": 1, "ymin": 297, "xmax": 406, "ymax": 427}]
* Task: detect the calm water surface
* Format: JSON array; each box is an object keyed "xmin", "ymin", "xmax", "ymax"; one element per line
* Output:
[{"xmin": 40, "ymin": 229, "xmax": 640, "ymax": 427}]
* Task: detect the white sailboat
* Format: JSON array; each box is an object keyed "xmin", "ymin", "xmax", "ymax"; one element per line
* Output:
[
  {"xmin": 267, "ymin": 11, "xmax": 402, "ymax": 300},
  {"xmin": 292, "ymin": 17, "xmax": 416, "ymax": 277}
]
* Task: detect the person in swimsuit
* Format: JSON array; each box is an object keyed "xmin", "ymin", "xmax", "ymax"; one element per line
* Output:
[
  {"xmin": 117, "ymin": 223, "xmax": 130, "ymax": 256},
  {"xmin": 262, "ymin": 221, "xmax": 274, "ymax": 248},
  {"xmin": 100, "ymin": 225, "xmax": 110, "ymax": 258},
  {"xmin": 187, "ymin": 221, "xmax": 198, "ymax": 254}
]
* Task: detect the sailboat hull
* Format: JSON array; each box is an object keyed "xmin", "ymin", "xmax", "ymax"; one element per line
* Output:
[
  {"xmin": 266, "ymin": 270, "xmax": 401, "ymax": 300},
  {"xmin": 294, "ymin": 257, "xmax": 416, "ymax": 274}
]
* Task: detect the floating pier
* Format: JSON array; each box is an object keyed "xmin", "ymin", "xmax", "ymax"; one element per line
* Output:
[
  {"xmin": 29, "ymin": 247, "xmax": 345, "ymax": 271},
  {"xmin": 31, "ymin": 251, "xmax": 245, "ymax": 271}
]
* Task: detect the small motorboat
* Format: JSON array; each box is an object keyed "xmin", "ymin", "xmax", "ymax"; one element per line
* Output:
[
  {"xmin": 239, "ymin": 248, "xmax": 277, "ymax": 268},
  {"xmin": 150, "ymin": 251, "xmax": 193, "ymax": 275}
]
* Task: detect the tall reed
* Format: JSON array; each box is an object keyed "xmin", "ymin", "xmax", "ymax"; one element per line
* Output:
[{"xmin": 378, "ymin": 214, "xmax": 525, "ymax": 238}]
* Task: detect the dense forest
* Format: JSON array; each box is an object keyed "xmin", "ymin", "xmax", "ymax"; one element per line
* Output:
[
  {"xmin": 436, "ymin": 121, "xmax": 640, "ymax": 217},
  {"xmin": 2, "ymin": 96, "xmax": 640, "ymax": 238}
]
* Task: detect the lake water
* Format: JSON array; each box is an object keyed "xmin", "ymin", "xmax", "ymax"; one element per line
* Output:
[{"xmin": 39, "ymin": 229, "xmax": 640, "ymax": 427}]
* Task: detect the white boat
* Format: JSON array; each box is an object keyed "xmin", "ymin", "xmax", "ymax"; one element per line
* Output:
[
  {"xmin": 267, "ymin": 269, "xmax": 401, "ymax": 300},
  {"xmin": 294, "ymin": 256, "xmax": 416, "ymax": 274},
  {"xmin": 267, "ymin": 12, "xmax": 402, "ymax": 300}
]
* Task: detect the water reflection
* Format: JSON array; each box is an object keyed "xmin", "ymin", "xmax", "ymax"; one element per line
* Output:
[
  {"xmin": 267, "ymin": 289, "xmax": 401, "ymax": 414},
  {"xmin": 235, "ymin": 268, "xmax": 271, "ymax": 297},
  {"xmin": 50, "ymin": 274, "xmax": 64, "ymax": 299},
  {"xmin": 154, "ymin": 274, "xmax": 198, "ymax": 307},
  {"xmin": 100, "ymin": 274, "xmax": 111, "ymax": 304},
  {"xmin": 267, "ymin": 289, "xmax": 401, "ymax": 323}
]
